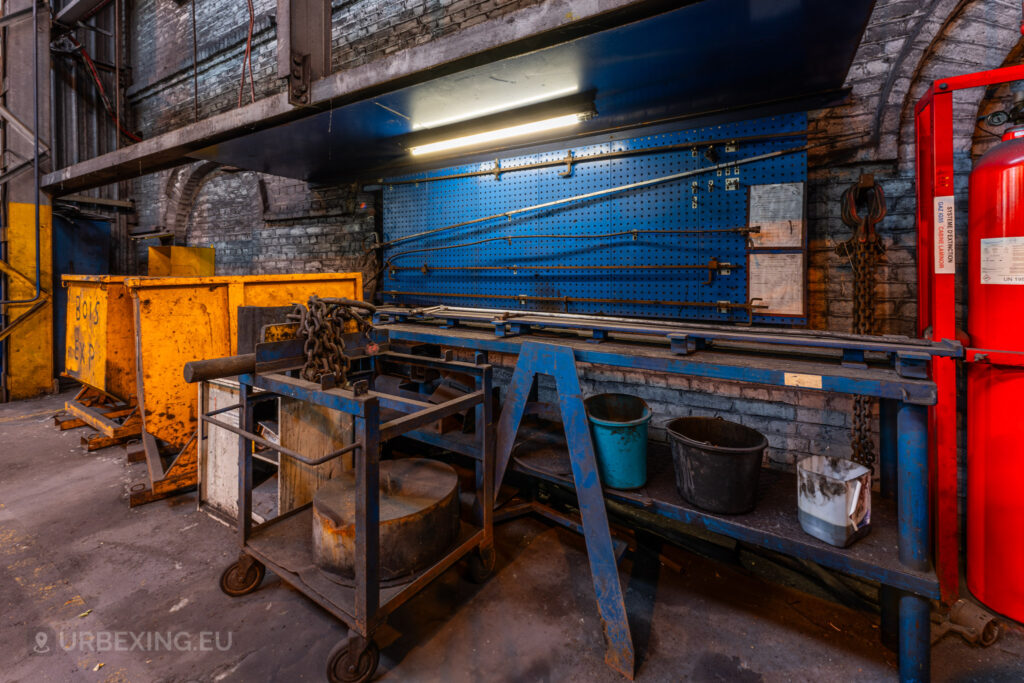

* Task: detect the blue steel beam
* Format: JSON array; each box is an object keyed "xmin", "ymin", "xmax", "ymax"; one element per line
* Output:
[{"xmin": 381, "ymin": 326, "xmax": 939, "ymax": 405}]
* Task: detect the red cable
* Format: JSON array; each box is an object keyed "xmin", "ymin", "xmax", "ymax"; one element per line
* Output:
[
  {"xmin": 238, "ymin": 0, "xmax": 255, "ymax": 106},
  {"xmin": 70, "ymin": 37, "xmax": 141, "ymax": 143}
]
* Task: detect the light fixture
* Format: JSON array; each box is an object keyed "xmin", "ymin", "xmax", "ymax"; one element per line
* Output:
[
  {"xmin": 410, "ymin": 113, "xmax": 585, "ymax": 156},
  {"xmin": 403, "ymin": 91, "xmax": 596, "ymax": 157},
  {"xmin": 411, "ymin": 86, "xmax": 581, "ymax": 131}
]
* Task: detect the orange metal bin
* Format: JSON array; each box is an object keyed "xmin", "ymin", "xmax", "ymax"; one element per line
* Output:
[
  {"xmin": 58, "ymin": 275, "xmax": 143, "ymax": 450},
  {"xmin": 123, "ymin": 272, "xmax": 363, "ymax": 505}
]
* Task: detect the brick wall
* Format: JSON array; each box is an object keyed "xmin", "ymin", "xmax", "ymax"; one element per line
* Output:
[{"xmin": 122, "ymin": 0, "xmax": 1024, "ymax": 473}]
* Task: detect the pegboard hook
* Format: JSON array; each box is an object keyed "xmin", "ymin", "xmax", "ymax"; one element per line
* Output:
[{"xmin": 559, "ymin": 150, "xmax": 576, "ymax": 178}]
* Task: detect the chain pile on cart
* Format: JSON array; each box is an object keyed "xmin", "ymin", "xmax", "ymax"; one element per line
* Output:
[
  {"xmin": 288, "ymin": 294, "xmax": 376, "ymax": 383},
  {"xmin": 835, "ymin": 174, "xmax": 887, "ymax": 468}
]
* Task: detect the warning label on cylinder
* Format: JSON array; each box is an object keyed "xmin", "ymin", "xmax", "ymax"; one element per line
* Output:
[
  {"xmin": 934, "ymin": 195, "xmax": 955, "ymax": 274},
  {"xmin": 981, "ymin": 236, "xmax": 1024, "ymax": 284}
]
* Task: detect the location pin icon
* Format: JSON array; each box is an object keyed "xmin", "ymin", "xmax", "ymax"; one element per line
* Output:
[{"xmin": 35, "ymin": 631, "xmax": 49, "ymax": 653}]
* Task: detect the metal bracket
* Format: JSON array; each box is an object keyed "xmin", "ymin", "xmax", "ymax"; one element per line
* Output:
[
  {"xmin": 667, "ymin": 333, "xmax": 708, "ymax": 355},
  {"xmin": 288, "ymin": 52, "xmax": 311, "ymax": 106},
  {"xmin": 894, "ymin": 351, "xmax": 930, "ymax": 379}
]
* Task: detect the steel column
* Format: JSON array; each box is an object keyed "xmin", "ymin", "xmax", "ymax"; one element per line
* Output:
[
  {"xmin": 899, "ymin": 592, "xmax": 931, "ymax": 682},
  {"xmin": 476, "ymin": 357, "xmax": 495, "ymax": 551},
  {"xmin": 897, "ymin": 402, "xmax": 930, "ymax": 572},
  {"xmin": 237, "ymin": 383, "xmax": 254, "ymax": 545},
  {"xmin": 353, "ymin": 398, "xmax": 381, "ymax": 632}
]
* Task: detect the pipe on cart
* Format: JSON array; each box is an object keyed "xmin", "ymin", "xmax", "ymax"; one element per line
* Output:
[
  {"xmin": 202, "ymin": 413, "xmax": 361, "ymax": 466},
  {"xmin": 183, "ymin": 353, "xmax": 256, "ymax": 383}
]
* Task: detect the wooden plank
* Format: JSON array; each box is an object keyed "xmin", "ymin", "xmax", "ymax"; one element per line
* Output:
[
  {"xmin": 200, "ymin": 380, "xmax": 243, "ymax": 518},
  {"xmin": 279, "ymin": 398, "xmax": 353, "ymax": 514}
]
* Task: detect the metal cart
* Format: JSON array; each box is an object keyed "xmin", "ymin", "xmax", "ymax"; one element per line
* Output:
[{"xmin": 198, "ymin": 336, "xmax": 494, "ymax": 683}]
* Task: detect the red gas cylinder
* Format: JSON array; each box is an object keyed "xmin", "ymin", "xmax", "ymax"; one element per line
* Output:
[{"xmin": 967, "ymin": 126, "xmax": 1024, "ymax": 623}]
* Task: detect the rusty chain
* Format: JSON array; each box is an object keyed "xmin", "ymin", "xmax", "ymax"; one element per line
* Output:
[
  {"xmin": 288, "ymin": 295, "xmax": 376, "ymax": 384},
  {"xmin": 835, "ymin": 175, "xmax": 886, "ymax": 469}
]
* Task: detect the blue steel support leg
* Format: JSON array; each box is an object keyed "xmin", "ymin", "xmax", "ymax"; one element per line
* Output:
[
  {"xmin": 493, "ymin": 344, "xmax": 539, "ymax": 492},
  {"xmin": 897, "ymin": 402, "xmax": 930, "ymax": 571},
  {"xmin": 547, "ymin": 343, "xmax": 635, "ymax": 680},
  {"xmin": 896, "ymin": 400, "xmax": 930, "ymax": 682},
  {"xmin": 353, "ymin": 400, "xmax": 381, "ymax": 638},
  {"xmin": 880, "ymin": 399, "xmax": 898, "ymax": 499},
  {"xmin": 899, "ymin": 592, "xmax": 931, "ymax": 682}
]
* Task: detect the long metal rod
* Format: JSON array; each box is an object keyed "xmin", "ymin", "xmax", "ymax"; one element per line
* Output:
[
  {"xmin": 390, "ymin": 262, "xmax": 730, "ymax": 273},
  {"xmin": 387, "ymin": 304, "xmax": 960, "ymax": 349},
  {"xmin": 383, "ymin": 226, "xmax": 758, "ymax": 266},
  {"xmin": 203, "ymin": 413, "xmax": 362, "ymax": 466},
  {"xmin": 381, "ymin": 130, "xmax": 807, "ymax": 186},
  {"xmin": 376, "ymin": 146, "xmax": 805, "ymax": 250},
  {"xmin": 383, "ymin": 289, "xmax": 764, "ymax": 311}
]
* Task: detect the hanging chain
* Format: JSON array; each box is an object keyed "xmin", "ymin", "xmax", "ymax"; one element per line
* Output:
[
  {"xmin": 835, "ymin": 175, "xmax": 887, "ymax": 469},
  {"xmin": 287, "ymin": 295, "xmax": 376, "ymax": 384}
]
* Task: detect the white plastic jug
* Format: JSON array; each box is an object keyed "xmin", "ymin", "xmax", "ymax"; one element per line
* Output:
[{"xmin": 797, "ymin": 455, "xmax": 871, "ymax": 548}]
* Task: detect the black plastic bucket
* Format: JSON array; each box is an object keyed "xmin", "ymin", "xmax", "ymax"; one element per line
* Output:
[{"xmin": 666, "ymin": 416, "xmax": 768, "ymax": 514}]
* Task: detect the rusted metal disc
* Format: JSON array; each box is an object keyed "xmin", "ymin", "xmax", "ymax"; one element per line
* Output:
[{"xmin": 313, "ymin": 458, "xmax": 460, "ymax": 585}]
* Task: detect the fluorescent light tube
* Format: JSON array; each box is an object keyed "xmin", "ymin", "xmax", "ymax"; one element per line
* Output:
[
  {"xmin": 412, "ymin": 86, "xmax": 581, "ymax": 130},
  {"xmin": 409, "ymin": 113, "xmax": 584, "ymax": 156}
]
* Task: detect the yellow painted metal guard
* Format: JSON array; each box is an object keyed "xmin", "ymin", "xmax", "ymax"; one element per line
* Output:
[
  {"xmin": 3, "ymin": 203, "xmax": 52, "ymax": 399},
  {"xmin": 61, "ymin": 275, "xmax": 137, "ymax": 403},
  {"xmin": 147, "ymin": 246, "xmax": 215, "ymax": 276},
  {"xmin": 123, "ymin": 273, "xmax": 363, "ymax": 451}
]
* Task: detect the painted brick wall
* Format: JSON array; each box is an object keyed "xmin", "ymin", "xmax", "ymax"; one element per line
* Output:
[{"xmin": 122, "ymin": 0, "xmax": 1024, "ymax": 474}]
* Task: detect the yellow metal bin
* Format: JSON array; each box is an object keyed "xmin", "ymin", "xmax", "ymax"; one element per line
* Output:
[
  {"xmin": 58, "ymin": 275, "xmax": 143, "ymax": 450},
  {"xmin": 148, "ymin": 246, "xmax": 215, "ymax": 276},
  {"xmin": 124, "ymin": 272, "xmax": 363, "ymax": 505}
]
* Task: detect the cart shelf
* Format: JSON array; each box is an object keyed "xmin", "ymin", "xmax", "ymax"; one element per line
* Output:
[{"xmin": 246, "ymin": 505, "xmax": 485, "ymax": 627}]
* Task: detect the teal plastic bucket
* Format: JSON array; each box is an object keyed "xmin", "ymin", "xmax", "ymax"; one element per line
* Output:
[{"xmin": 584, "ymin": 393, "xmax": 652, "ymax": 489}]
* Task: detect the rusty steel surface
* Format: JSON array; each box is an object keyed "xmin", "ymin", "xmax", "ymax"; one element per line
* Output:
[
  {"xmin": 312, "ymin": 458, "xmax": 460, "ymax": 584},
  {"xmin": 146, "ymin": 246, "xmax": 215, "ymax": 277},
  {"xmin": 123, "ymin": 272, "xmax": 362, "ymax": 452},
  {"xmin": 62, "ymin": 275, "xmax": 137, "ymax": 403}
]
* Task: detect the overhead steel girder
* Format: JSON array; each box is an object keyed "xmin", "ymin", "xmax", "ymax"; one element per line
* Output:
[{"xmin": 41, "ymin": 0, "xmax": 674, "ymax": 195}]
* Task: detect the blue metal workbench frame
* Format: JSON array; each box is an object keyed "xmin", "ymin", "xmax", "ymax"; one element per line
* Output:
[{"xmin": 376, "ymin": 319, "xmax": 946, "ymax": 683}]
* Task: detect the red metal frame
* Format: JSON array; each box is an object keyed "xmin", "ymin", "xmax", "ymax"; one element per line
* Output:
[{"xmin": 914, "ymin": 63, "xmax": 1024, "ymax": 604}]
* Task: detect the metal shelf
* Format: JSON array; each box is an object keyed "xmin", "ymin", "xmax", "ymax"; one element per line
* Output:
[
  {"xmin": 246, "ymin": 505, "xmax": 485, "ymax": 628},
  {"xmin": 510, "ymin": 421, "xmax": 939, "ymax": 599}
]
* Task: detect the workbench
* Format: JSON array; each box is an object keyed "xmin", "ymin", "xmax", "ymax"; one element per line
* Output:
[{"xmin": 376, "ymin": 312, "xmax": 952, "ymax": 683}]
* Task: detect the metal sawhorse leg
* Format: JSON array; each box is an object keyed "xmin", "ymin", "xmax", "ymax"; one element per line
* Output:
[{"xmin": 494, "ymin": 341, "xmax": 635, "ymax": 679}]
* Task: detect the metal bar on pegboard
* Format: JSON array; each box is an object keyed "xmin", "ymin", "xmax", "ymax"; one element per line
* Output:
[
  {"xmin": 382, "ymin": 290, "xmax": 767, "ymax": 322},
  {"xmin": 382, "ymin": 130, "xmax": 808, "ymax": 186},
  {"xmin": 382, "ymin": 226, "xmax": 760, "ymax": 266},
  {"xmin": 377, "ymin": 146, "xmax": 806, "ymax": 250}
]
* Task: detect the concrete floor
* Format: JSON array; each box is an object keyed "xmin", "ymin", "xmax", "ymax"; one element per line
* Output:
[{"xmin": 2, "ymin": 392, "xmax": 1022, "ymax": 683}]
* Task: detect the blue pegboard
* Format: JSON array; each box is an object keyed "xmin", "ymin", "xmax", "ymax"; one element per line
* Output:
[{"xmin": 382, "ymin": 113, "xmax": 807, "ymax": 325}]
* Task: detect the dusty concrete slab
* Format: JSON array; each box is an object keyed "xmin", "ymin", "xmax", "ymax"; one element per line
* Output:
[{"xmin": 1, "ymin": 391, "xmax": 1022, "ymax": 682}]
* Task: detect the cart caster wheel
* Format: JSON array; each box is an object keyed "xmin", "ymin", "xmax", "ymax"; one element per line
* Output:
[
  {"xmin": 467, "ymin": 546, "xmax": 496, "ymax": 584},
  {"xmin": 327, "ymin": 639, "xmax": 379, "ymax": 683},
  {"xmin": 219, "ymin": 558, "xmax": 265, "ymax": 597}
]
